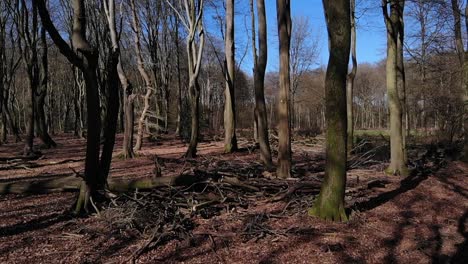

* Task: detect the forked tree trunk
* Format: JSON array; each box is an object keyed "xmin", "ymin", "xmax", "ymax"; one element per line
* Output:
[
  {"xmin": 309, "ymin": 0, "xmax": 350, "ymax": 222},
  {"xmin": 251, "ymin": 0, "xmax": 272, "ymax": 167},
  {"xmin": 276, "ymin": 0, "xmax": 292, "ymax": 179},
  {"xmin": 168, "ymin": 0, "xmax": 205, "ymax": 158},
  {"xmin": 37, "ymin": 0, "xmax": 110, "ymax": 215},
  {"xmin": 223, "ymin": 0, "xmax": 238, "ymax": 153}
]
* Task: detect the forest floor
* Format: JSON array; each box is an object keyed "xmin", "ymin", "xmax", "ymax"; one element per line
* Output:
[{"xmin": 0, "ymin": 133, "xmax": 466, "ymax": 264}]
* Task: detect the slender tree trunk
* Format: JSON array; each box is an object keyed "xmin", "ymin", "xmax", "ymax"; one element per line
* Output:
[
  {"xmin": 131, "ymin": 0, "xmax": 153, "ymax": 151},
  {"xmin": 175, "ymin": 17, "xmax": 182, "ymax": 137},
  {"xmin": 223, "ymin": 0, "xmax": 238, "ymax": 153},
  {"xmin": 103, "ymin": 0, "xmax": 134, "ymax": 159},
  {"xmin": 346, "ymin": 0, "xmax": 357, "ymax": 153},
  {"xmin": 24, "ymin": 69, "xmax": 36, "ymax": 156},
  {"xmin": 99, "ymin": 52, "xmax": 119, "ymax": 182},
  {"xmin": 251, "ymin": 0, "xmax": 272, "ymax": 167},
  {"xmin": 73, "ymin": 68, "xmax": 84, "ymax": 138},
  {"xmin": 383, "ymin": 0, "xmax": 408, "ymax": 176},
  {"xmin": 451, "ymin": 0, "xmax": 468, "ymax": 161},
  {"xmin": 167, "ymin": 0, "xmax": 205, "ymax": 158},
  {"xmin": 396, "ymin": 2, "xmax": 407, "ymax": 164},
  {"xmin": 186, "ymin": 79, "xmax": 200, "ymax": 157},
  {"xmin": 276, "ymin": 0, "xmax": 292, "ymax": 178},
  {"xmin": 309, "ymin": 0, "xmax": 350, "ymax": 222},
  {"xmin": 36, "ymin": 26, "xmax": 56, "ymax": 148}
]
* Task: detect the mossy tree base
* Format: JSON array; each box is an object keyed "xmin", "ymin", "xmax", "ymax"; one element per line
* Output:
[
  {"xmin": 224, "ymin": 139, "xmax": 238, "ymax": 154},
  {"xmin": 384, "ymin": 165, "xmax": 410, "ymax": 177},
  {"xmin": 309, "ymin": 193, "xmax": 348, "ymax": 222},
  {"xmin": 74, "ymin": 181, "xmax": 92, "ymax": 215}
]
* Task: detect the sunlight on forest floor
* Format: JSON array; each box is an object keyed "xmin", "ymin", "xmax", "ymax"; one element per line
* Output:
[{"xmin": 0, "ymin": 133, "xmax": 466, "ymax": 263}]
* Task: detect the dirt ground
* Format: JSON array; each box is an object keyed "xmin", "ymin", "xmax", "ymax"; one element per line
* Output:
[{"xmin": 0, "ymin": 134, "xmax": 466, "ymax": 264}]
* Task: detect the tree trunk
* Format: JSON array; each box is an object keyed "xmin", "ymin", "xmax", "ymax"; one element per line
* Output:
[
  {"xmin": 276, "ymin": 0, "xmax": 292, "ymax": 178},
  {"xmin": 383, "ymin": 0, "xmax": 408, "ymax": 176},
  {"xmin": 122, "ymin": 93, "xmax": 135, "ymax": 158},
  {"xmin": 37, "ymin": 0, "xmax": 109, "ymax": 214},
  {"xmin": 346, "ymin": 0, "xmax": 357, "ymax": 153},
  {"xmin": 168, "ymin": 0, "xmax": 205, "ymax": 158},
  {"xmin": 131, "ymin": 0, "xmax": 154, "ymax": 151},
  {"xmin": 451, "ymin": 0, "xmax": 468, "ymax": 161},
  {"xmin": 186, "ymin": 79, "xmax": 200, "ymax": 158},
  {"xmin": 24, "ymin": 70, "xmax": 36, "ymax": 156},
  {"xmin": 309, "ymin": 0, "xmax": 350, "ymax": 222},
  {"xmin": 223, "ymin": 0, "xmax": 238, "ymax": 153},
  {"xmin": 36, "ymin": 26, "xmax": 56, "ymax": 148},
  {"xmin": 396, "ymin": 2, "xmax": 407, "ymax": 164},
  {"xmin": 175, "ymin": 17, "xmax": 182, "ymax": 137},
  {"xmin": 251, "ymin": 0, "xmax": 272, "ymax": 167},
  {"xmin": 103, "ymin": 0, "xmax": 134, "ymax": 159},
  {"xmin": 99, "ymin": 52, "xmax": 120, "ymax": 183},
  {"xmin": 73, "ymin": 68, "xmax": 84, "ymax": 138}
]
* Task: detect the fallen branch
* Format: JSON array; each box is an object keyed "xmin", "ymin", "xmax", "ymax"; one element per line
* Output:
[{"xmin": 0, "ymin": 171, "xmax": 219, "ymax": 195}]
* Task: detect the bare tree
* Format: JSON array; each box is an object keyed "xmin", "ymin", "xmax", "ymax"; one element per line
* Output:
[
  {"xmin": 251, "ymin": 0, "xmax": 272, "ymax": 167},
  {"xmin": 276, "ymin": 0, "xmax": 292, "ymax": 179},
  {"xmin": 309, "ymin": 0, "xmax": 350, "ymax": 222},
  {"xmin": 103, "ymin": 0, "xmax": 135, "ymax": 159},
  {"xmin": 382, "ymin": 0, "xmax": 408, "ymax": 176},
  {"xmin": 168, "ymin": 0, "xmax": 205, "ymax": 158},
  {"xmin": 451, "ymin": 0, "xmax": 468, "ymax": 161},
  {"xmin": 13, "ymin": 0, "xmax": 40, "ymax": 155},
  {"xmin": 290, "ymin": 16, "xmax": 319, "ymax": 131},
  {"xmin": 36, "ymin": 25, "xmax": 57, "ymax": 148},
  {"xmin": 36, "ymin": 0, "xmax": 114, "ymax": 214},
  {"xmin": 224, "ymin": 0, "xmax": 238, "ymax": 153},
  {"xmin": 347, "ymin": 0, "xmax": 357, "ymax": 152},
  {"xmin": 130, "ymin": 0, "xmax": 154, "ymax": 151},
  {"xmin": 0, "ymin": 1, "xmax": 21, "ymax": 143}
]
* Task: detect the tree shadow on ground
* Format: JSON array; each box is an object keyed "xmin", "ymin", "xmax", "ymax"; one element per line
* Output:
[
  {"xmin": 450, "ymin": 210, "xmax": 468, "ymax": 263},
  {"xmin": 351, "ymin": 172, "xmax": 429, "ymax": 213},
  {"xmin": 0, "ymin": 213, "xmax": 71, "ymax": 238}
]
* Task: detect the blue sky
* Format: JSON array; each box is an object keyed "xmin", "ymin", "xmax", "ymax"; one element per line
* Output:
[{"xmin": 205, "ymin": 0, "xmax": 387, "ymax": 73}]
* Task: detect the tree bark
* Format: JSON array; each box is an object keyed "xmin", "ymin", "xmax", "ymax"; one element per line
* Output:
[
  {"xmin": 276, "ymin": 0, "xmax": 292, "ymax": 178},
  {"xmin": 168, "ymin": 0, "xmax": 205, "ymax": 158},
  {"xmin": 309, "ymin": 0, "xmax": 350, "ymax": 222},
  {"xmin": 451, "ymin": 0, "xmax": 468, "ymax": 162},
  {"xmin": 346, "ymin": 0, "xmax": 357, "ymax": 153},
  {"xmin": 251, "ymin": 0, "xmax": 272, "ymax": 167},
  {"xmin": 223, "ymin": 0, "xmax": 238, "ymax": 153},
  {"xmin": 103, "ymin": 0, "xmax": 134, "ymax": 159},
  {"xmin": 131, "ymin": 0, "xmax": 154, "ymax": 152},
  {"xmin": 382, "ymin": 0, "xmax": 408, "ymax": 176},
  {"xmin": 37, "ymin": 0, "xmax": 107, "ymax": 214},
  {"xmin": 36, "ymin": 26, "xmax": 56, "ymax": 148}
]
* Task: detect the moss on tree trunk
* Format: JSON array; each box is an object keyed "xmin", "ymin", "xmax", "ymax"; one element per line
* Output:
[{"xmin": 309, "ymin": 0, "xmax": 350, "ymax": 222}]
